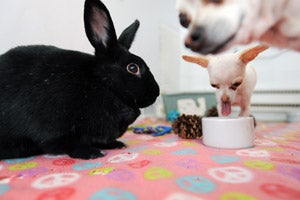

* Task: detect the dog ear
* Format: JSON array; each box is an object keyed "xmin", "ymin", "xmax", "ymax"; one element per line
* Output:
[
  {"xmin": 240, "ymin": 45, "xmax": 269, "ymax": 64},
  {"xmin": 182, "ymin": 55, "xmax": 209, "ymax": 68}
]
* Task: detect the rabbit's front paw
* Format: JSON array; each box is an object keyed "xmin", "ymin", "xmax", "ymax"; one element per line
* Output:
[
  {"xmin": 96, "ymin": 140, "xmax": 126, "ymax": 150},
  {"xmin": 68, "ymin": 146, "xmax": 104, "ymax": 159}
]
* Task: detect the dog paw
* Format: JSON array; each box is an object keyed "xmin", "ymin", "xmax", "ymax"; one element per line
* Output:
[{"xmin": 250, "ymin": 114, "xmax": 257, "ymax": 127}]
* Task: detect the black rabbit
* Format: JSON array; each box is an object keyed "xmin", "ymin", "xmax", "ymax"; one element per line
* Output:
[{"xmin": 0, "ymin": 0, "xmax": 159, "ymax": 160}]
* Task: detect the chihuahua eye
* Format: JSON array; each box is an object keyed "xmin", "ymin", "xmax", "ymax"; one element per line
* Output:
[
  {"xmin": 211, "ymin": 83, "xmax": 219, "ymax": 89},
  {"xmin": 126, "ymin": 63, "xmax": 141, "ymax": 77},
  {"xmin": 212, "ymin": 0, "xmax": 223, "ymax": 3},
  {"xmin": 230, "ymin": 82, "xmax": 242, "ymax": 90},
  {"xmin": 204, "ymin": 0, "xmax": 223, "ymax": 4},
  {"xmin": 179, "ymin": 13, "xmax": 191, "ymax": 28}
]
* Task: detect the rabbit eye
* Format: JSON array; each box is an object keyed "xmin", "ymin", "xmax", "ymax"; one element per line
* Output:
[{"xmin": 127, "ymin": 63, "xmax": 141, "ymax": 77}]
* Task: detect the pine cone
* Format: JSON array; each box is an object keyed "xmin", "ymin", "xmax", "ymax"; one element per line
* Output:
[{"xmin": 172, "ymin": 114, "xmax": 202, "ymax": 139}]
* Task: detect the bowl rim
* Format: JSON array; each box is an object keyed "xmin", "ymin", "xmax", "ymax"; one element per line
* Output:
[{"xmin": 202, "ymin": 116, "xmax": 253, "ymax": 122}]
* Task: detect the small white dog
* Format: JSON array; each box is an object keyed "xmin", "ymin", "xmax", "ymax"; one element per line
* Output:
[
  {"xmin": 182, "ymin": 45, "xmax": 268, "ymax": 117},
  {"xmin": 176, "ymin": 0, "xmax": 300, "ymax": 54}
]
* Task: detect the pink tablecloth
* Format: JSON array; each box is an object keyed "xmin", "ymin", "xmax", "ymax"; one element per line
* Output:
[{"xmin": 1, "ymin": 121, "xmax": 300, "ymax": 200}]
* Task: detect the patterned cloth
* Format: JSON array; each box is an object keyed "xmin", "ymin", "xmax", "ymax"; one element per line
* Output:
[{"xmin": 0, "ymin": 121, "xmax": 300, "ymax": 200}]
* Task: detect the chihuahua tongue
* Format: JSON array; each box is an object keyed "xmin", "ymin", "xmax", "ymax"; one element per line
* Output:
[{"xmin": 221, "ymin": 102, "xmax": 231, "ymax": 116}]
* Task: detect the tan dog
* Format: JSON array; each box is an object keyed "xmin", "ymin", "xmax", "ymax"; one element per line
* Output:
[
  {"xmin": 182, "ymin": 45, "xmax": 268, "ymax": 117},
  {"xmin": 176, "ymin": 0, "xmax": 300, "ymax": 54}
]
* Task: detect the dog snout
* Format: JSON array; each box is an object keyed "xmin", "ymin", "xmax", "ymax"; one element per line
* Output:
[
  {"xmin": 179, "ymin": 13, "xmax": 191, "ymax": 28},
  {"xmin": 191, "ymin": 27, "xmax": 204, "ymax": 42},
  {"xmin": 185, "ymin": 27, "xmax": 205, "ymax": 51},
  {"xmin": 221, "ymin": 94, "xmax": 230, "ymax": 103}
]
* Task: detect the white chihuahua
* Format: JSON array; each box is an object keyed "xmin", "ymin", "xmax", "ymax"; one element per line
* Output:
[
  {"xmin": 182, "ymin": 45, "xmax": 268, "ymax": 117},
  {"xmin": 176, "ymin": 0, "xmax": 300, "ymax": 54}
]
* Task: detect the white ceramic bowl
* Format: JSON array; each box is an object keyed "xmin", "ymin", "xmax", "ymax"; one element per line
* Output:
[{"xmin": 202, "ymin": 117, "xmax": 255, "ymax": 149}]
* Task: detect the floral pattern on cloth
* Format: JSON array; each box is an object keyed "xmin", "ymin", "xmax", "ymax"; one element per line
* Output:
[{"xmin": 0, "ymin": 121, "xmax": 300, "ymax": 200}]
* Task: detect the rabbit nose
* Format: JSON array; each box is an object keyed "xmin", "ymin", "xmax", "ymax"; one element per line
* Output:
[
  {"xmin": 148, "ymin": 79, "xmax": 160, "ymax": 99},
  {"xmin": 149, "ymin": 81, "xmax": 160, "ymax": 98}
]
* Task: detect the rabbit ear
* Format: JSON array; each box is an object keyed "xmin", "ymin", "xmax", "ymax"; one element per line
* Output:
[
  {"xmin": 84, "ymin": 0, "xmax": 117, "ymax": 50},
  {"xmin": 118, "ymin": 20, "xmax": 140, "ymax": 50}
]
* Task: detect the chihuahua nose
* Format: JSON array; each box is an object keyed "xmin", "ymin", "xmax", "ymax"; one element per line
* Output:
[
  {"xmin": 185, "ymin": 26, "xmax": 205, "ymax": 51},
  {"xmin": 221, "ymin": 94, "xmax": 230, "ymax": 103},
  {"xmin": 191, "ymin": 27, "xmax": 205, "ymax": 42}
]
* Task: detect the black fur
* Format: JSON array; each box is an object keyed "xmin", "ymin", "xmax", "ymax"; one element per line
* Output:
[{"xmin": 0, "ymin": 0, "xmax": 159, "ymax": 160}]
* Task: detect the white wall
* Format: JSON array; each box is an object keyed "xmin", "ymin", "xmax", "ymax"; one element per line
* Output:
[{"xmin": 0, "ymin": 0, "xmax": 89, "ymax": 53}]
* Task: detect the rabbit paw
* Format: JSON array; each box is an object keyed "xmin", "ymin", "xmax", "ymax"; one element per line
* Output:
[
  {"xmin": 68, "ymin": 146, "xmax": 104, "ymax": 159},
  {"xmin": 97, "ymin": 140, "xmax": 126, "ymax": 149}
]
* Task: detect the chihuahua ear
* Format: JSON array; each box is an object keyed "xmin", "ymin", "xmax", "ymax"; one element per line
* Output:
[
  {"xmin": 182, "ymin": 55, "xmax": 209, "ymax": 68},
  {"xmin": 240, "ymin": 45, "xmax": 269, "ymax": 64}
]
